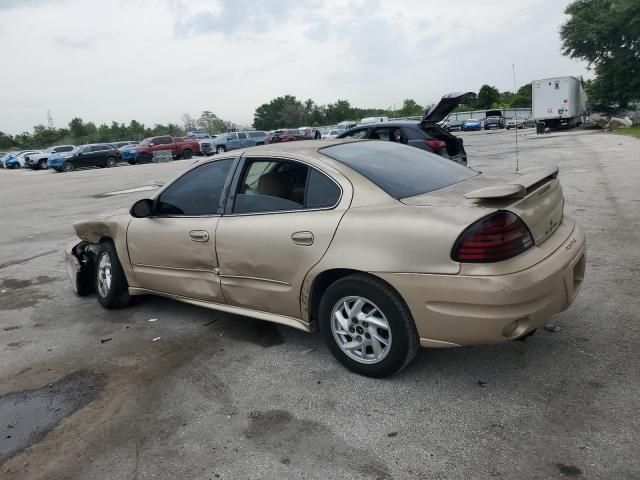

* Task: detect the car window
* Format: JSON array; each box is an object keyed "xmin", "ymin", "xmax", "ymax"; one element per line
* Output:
[
  {"xmin": 238, "ymin": 133, "xmax": 248, "ymax": 139},
  {"xmin": 233, "ymin": 159, "xmax": 339, "ymax": 214},
  {"xmin": 227, "ymin": 133, "xmax": 237, "ymax": 140},
  {"xmin": 320, "ymin": 141, "xmax": 477, "ymax": 199},
  {"xmin": 341, "ymin": 128, "xmax": 368, "ymax": 139},
  {"xmin": 306, "ymin": 168, "xmax": 341, "ymax": 209},
  {"xmin": 60, "ymin": 146, "xmax": 74, "ymax": 152},
  {"xmin": 369, "ymin": 128, "xmax": 396, "ymax": 141},
  {"xmin": 155, "ymin": 159, "xmax": 234, "ymax": 216}
]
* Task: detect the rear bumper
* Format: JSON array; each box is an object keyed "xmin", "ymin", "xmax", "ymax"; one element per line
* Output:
[{"xmin": 375, "ymin": 222, "xmax": 586, "ymax": 347}]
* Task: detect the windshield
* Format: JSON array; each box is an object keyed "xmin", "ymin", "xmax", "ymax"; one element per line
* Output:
[
  {"xmin": 140, "ymin": 139, "xmax": 151, "ymax": 146},
  {"xmin": 320, "ymin": 141, "xmax": 477, "ymax": 199}
]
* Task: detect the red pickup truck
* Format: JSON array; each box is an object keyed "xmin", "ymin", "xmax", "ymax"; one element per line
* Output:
[{"xmin": 135, "ymin": 136, "xmax": 200, "ymax": 163}]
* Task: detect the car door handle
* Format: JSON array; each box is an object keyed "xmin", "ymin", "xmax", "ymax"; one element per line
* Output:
[
  {"xmin": 291, "ymin": 231, "xmax": 314, "ymax": 246},
  {"xmin": 189, "ymin": 230, "xmax": 209, "ymax": 242}
]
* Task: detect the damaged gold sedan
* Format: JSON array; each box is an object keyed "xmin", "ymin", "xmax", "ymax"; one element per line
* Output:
[{"xmin": 66, "ymin": 140, "xmax": 586, "ymax": 377}]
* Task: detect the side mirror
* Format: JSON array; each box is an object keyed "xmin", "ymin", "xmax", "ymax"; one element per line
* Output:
[
  {"xmin": 130, "ymin": 198, "xmax": 153, "ymax": 218},
  {"xmin": 77, "ymin": 151, "xmax": 83, "ymax": 156}
]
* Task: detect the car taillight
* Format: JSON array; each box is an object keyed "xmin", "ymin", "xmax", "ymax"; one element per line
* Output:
[
  {"xmin": 451, "ymin": 211, "xmax": 533, "ymax": 263},
  {"xmin": 425, "ymin": 140, "xmax": 446, "ymax": 150}
]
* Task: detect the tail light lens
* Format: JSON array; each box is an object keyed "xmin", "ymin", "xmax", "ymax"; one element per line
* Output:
[
  {"xmin": 425, "ymin": 140, "xmax": 446, "ymax": 151},
  {"xmin": 452, "ymin": 211, "xmax": 533, "ymax": 263}
]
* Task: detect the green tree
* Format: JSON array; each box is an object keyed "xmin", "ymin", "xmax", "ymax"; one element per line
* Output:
[
  {"xmin": 397, "ymin": 99, "xmax": 424, "ymax": 117},
  {"xmin": 197, "ymin": 111, "xmax": 226, "ymax": 134},
  {"xmin": 68, "ymin": 117, "xmax": 87, "ymax": 139},
  {"xmin": 511, "ymin": 84, "xmax": 532, "ymax": 108},
  {"xmin": 0, "ymin": 131, "xmax": 14, "ymax": 149},
  {"xmin": 324, "ymin": 100, "xmax": 353, "ymax": 124},
  {"xmin": 475, "ymin": 85, "xmax": 501, "ymax": 109},
  {"xmin": 560, "ymin": 0, "xmax": 640, "ymax": 107},
  {"xmin": 253, "ymin": 95, "xmax": 307, "ymax": 130}
]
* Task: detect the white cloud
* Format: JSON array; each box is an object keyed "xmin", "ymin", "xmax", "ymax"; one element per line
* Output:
[{"xmin": 0, "ymin": 0, "xmax": 589, "ymax": 134}]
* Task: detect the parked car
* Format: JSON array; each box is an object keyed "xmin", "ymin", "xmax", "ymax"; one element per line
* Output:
[
  {"xmin": 267, "ymin": 129, "xmax": 310, "ymax": 144},
  {"xmin": 48, "ymin": 144, "xmax": 122, "ymax": 172},
  {"xmin": 337, "ymin": 92, "xmax": 471, "ymax": 164},
  {"xmin": 65, "ymin": 139, "xmax": 586, "ymax": 378},
  {"xmin": 462, "ymin": 119, "xmax": 482, "ymax": 131},
  {"xmin": 120, "ymin": 145, "xmax": 141, "ymax": 164},
  {"xmin": 186, "ymin": 131, "xmax": 211, "ymax": 138},
  {"xmin": 322, "ymin": 129, "xmax": 342, "ymax": 139},
  {"xmin": 214, "ymin": 132, "xmax": 254, "ymax": 153},
  {"xmin": 24, "ymin": 145, "xmax": 75, "ymax": 170},
  {"xmin": 444, "ymin": 119, "xmax": 464, "ymax": 132},
  {"xmin": 133, "ymin": 136, "xmax": 200, "ymax": 163},
  {"xmin": 484, "ymin": 116, "xmax": 506, "ymax": 130},
  {"xmin": 2, "ymin": 150, "xmax": 41, "ymax": 169},
  {"xmin": 505, "ymin": 116, "xmax": 535, "ymax": 129},
  {"xmin": 246, "ymin": 131, "xmax": 268, "ymax": 146},
  {"xmin": 110, "ymin": 141, "xmax": 138, "ymax": 149}
]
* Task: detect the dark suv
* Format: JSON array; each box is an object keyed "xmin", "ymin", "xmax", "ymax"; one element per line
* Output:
[
  {"xmin": 336, "ymin": 92, "xmax": 471, "ymax": 165},
  {"xmin": 48, "ymin": 144, "xmax": 122, "ymax": 172}
]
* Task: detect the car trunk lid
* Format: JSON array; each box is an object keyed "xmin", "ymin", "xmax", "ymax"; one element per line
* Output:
[
  {"xmin": 402, "ymin": 166, "xmax": 565, "ymax": 246},
  {"xmin": 420, "ymin": 92, "xmax": 474, "ymax": 125}
]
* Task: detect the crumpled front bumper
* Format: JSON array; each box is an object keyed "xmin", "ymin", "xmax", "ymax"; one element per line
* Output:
[{"xmin": 65, "ymin": 239, "xmax": 97, "ymax": 296}]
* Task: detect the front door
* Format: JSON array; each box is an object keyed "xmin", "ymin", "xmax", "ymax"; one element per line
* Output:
[
  {"xmin": 127, "ymin": 158, "xmax": 235, "ymax": 302},
  {"xmin": 215, "ymin": 156, "xmax": 349, "ymax": 319}
]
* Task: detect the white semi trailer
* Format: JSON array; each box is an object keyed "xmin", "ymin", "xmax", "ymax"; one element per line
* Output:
[{"xmin": 532, "ymin": 76, "xmax": 588, "ymax": 129}]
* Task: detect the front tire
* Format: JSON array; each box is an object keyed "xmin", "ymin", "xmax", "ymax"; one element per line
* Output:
[
  {"xmin": 63, "ymin": 161, "xmax": 74, "ymax": 172},
  {"xmin": 95, "ymin": 241, "xmax": 130, "ymax": 309},
  {"xmin": 39, "ymin": 159, "xmax": 48, "ymax": 170},
  {"xmin": 318, "ymin": 274, "xmax": 419, "ymax": 378},
  {"xmin": 216, "ymin": 145, "xmax": 226, "ymax": 154}
]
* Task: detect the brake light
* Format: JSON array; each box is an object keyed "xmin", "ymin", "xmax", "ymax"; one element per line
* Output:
[
  {"xmin": 451, "ymin": 211, "xmax": 533, "ymax": 263},
  {"xmin": 425, "ymin": 140, "xmax": 446, "ymax": 150}
]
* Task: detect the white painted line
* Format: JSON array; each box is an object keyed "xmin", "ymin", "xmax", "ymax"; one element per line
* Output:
[{"xmin": 101, "ymin": 185, "xmax": 159, "ymax": 196}]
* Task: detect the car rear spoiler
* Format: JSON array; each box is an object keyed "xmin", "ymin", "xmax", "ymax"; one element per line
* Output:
[{"xmin": 464, "ymin": 166, "xmax": 559, "ymax": 200}]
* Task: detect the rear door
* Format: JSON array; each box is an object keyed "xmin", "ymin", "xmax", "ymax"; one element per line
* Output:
[
  {"xmin": 215, "ymin": 156, "xmax": 350, "ymax": 319},
  {"xmin": 237, "ymin": 132, "xmax": 252, "ymax": 148},
  {"xmin": 127, "ymin": 158, "xmax": 236, "ymax": 302}
]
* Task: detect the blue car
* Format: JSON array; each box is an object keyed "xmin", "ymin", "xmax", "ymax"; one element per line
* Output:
[
  {"xmin": 462, "ymin": 119, "xmax": 482, "ymax": 131},
  {"xmin": 118, "ymin": 144, "xmax": 140, "ymax": 164},
  {"xmin": 1, "ymin": 150, "xmax": 40, "ymax": 169}
]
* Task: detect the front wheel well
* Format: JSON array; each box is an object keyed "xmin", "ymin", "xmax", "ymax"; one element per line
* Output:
[{"xmin": 307, "ymin": 269, "xmax": 406, "ymax": 326}]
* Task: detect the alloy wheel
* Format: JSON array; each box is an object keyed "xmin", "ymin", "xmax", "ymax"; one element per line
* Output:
[
  {"xmin": 330, "ymin": 296, "xmax": 392, "ymax": 364},
  {"xmin": 97, "ymin": 253, "xmax": 112, "ymax": 298}
]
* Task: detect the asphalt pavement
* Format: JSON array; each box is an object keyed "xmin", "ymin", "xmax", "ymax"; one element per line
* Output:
[{"xmin": 0, "ymin": 128, "xmax": 638, "ymax": 479}]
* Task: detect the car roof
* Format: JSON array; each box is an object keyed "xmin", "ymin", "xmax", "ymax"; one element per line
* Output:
[{"xmin": 352, "ymin": 120, "xmax": 420, "ymax": 128}]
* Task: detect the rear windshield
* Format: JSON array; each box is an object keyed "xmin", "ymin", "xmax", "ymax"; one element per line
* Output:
[{"xmin": 320, "ymin": 141, "xmax": 477, "ymax": 199}]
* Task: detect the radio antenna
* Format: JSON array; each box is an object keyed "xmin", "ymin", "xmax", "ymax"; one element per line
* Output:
[{"xmin": 512, "ymin": 63, "xmax": 519, "ymax": 172}]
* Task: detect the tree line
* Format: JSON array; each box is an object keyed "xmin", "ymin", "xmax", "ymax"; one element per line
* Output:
[
  {"xmin": 252, "ymin": 84, "xmax": 533, "ymax": 130},
  {"xmin": 0, "ymin": 111, "xmax": 234, "ymax": 150},
  {"xmin": 561, "ymin": 0, "xmax": 639, "ymax": 110}
]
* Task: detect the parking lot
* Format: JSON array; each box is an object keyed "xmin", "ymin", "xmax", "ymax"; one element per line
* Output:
[{"xmin": 1, "ymin": 129, "xmax": 638, "ymax": 479}]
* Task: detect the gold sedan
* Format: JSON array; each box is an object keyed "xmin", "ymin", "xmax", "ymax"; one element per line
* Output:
[{"xmin": 66, "ymin": 140, "xmax": 586, "ymax": 377}]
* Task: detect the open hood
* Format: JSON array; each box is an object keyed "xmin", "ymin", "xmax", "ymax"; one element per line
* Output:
[{"xmin": 421, "ymin": 92, "xmax": 474, "ymax": 125}]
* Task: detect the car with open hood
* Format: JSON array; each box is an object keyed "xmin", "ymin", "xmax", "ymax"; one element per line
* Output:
[
  {"xmin": 336, "ymin": 92, "xmax": 472, "ymax": 165},
  {"xmin": 65, "ymin": 139, "xmax": 585, "ymax": 378},
  {"xmin": 1, "ymin": 150, "xmax": 41, "ymax": 169}
]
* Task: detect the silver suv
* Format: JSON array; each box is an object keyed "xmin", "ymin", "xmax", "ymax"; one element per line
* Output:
[{"xmin": 25, "ymin": 145, "xmax": 75, "ymax": 170}]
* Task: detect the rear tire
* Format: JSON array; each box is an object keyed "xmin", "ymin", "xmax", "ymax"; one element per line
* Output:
[
  {"xmin": 318, "ymin": 274, "xmax": 419, "ymax": 378},
  {"xmin": 181, "ymin": 149, "xmax": 193, "ymax": 159},
  {"xmin": 105, "ymin": 156, "xmax": 117, "ymax": 168},
  {"xmin": 95, "ymin": 241, "xmax": 130, "ymax": 309},
  {"xmin": 63, "ymin": 161, "xmax": 74, "ymax": 172}
]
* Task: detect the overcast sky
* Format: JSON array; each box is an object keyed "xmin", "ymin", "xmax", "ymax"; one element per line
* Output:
[{"xmin": 0, "ymin": 0, "xmax": 589, "ymax": 134}]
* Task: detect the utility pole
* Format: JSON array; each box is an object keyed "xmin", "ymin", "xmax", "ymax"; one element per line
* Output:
[{"xmin": 47, "ymin": 110, "xmax": 54, "ymax": 129}]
